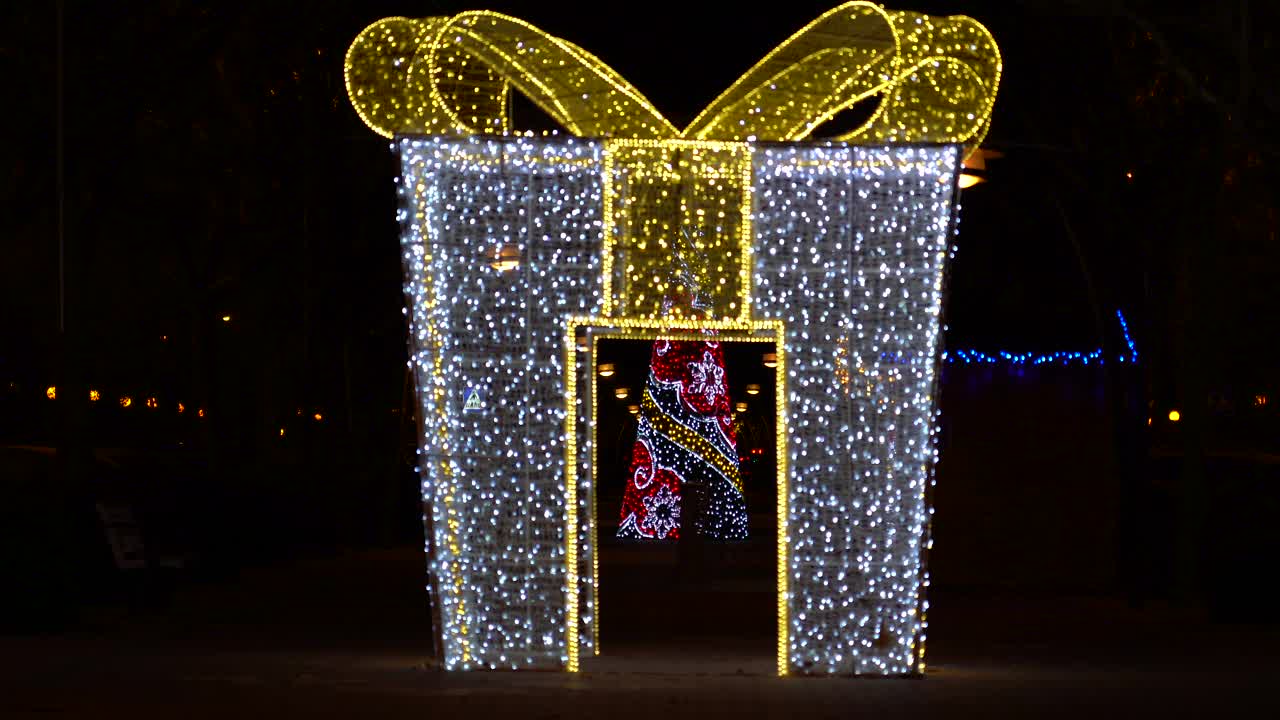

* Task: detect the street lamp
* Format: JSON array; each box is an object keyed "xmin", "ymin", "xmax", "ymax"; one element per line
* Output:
[{"xmin": 959, "ymin": 147, "xmax": 1001, "ymax": 189}]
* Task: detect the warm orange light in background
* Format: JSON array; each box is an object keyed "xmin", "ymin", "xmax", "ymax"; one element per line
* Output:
[
  {"xmin": 120, "ymin": 396, "xmax": 133, "ymax": 408},
  {"xmin": 627, "ymin": 404, "xmax": 639, "ymax": 415},
  {"xmin": 177, "ymin": 402, "xmax": 185, "ymax": 414},
  {"xmin": 313, "ymin": 412, "xmax": 323, "ymax": 421},
  {"xmin": 614, "ymin": 387, "xmax": 629, "ymax": 400},
  {"xmin": 46, "ymin": 386, "xmax": 57, "ymax": 400},
  {"xmin": 1168, "ymin": 409, "xmax": 1181, "ymax": 422},
  {"xmin": 1256, "ymin": 394, "xmax": 1269, "ymax": 407},
  {"xmin": 1125, "ymin": 171, "xmax": 1134, "ymax": 180},
  {"xmin": 735, "ymin": 401, "xmax": 748, "ymax": 412},
  {"xmin": 598, "ymin": 363, "xmax": 615, "ymax": 378},
  {"xmin": 762, "ymin": 353, "xmax": 777, "ymax": 369},
  {"xmin": 221, "ymin": 315, "xmax": 231, "ymax": 322},
  {"xmin": 197, "ymin": 408, "xmax": 205, "ymax": 418},
  {"xmin": 279, "ymin": 428, "xmax": 286, "ymax": 437},
  {"xmin": 959, "ymin": 148, "xmax": 1001, "ymax": 190},
  {"xmin": 745, "ymin": 383, "xmax": 760, "ymax": 395},
  {"xmin": 490, "ymin": 244, "xmax": 521, "ymax": 271},
  {"xmin": 89, "ymin": 389, "xmax": 100, "ymax": 402},
  {"xmin": 144, "ymin": 397, "xmax": 157, "ymax": 409}
]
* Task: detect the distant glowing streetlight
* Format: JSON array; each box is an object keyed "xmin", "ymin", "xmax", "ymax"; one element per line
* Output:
[
  {"xmin": 89, "ymin": 389, "xmax": 100, "ymax": 402},
  {"xmin": 959, "ymin": 147, "xmax": 1001, "ymax": 190},
  {"xmin": 627, "ymin": 404, "xmax": 639, "ymax": 415},
  {"xmin": 1168, "ymin": 409, "xmax": 1181, "ymax": 423},
  {"xmin": 762, "ymin": 353, "xmax": 777, "ymax": 369},
  {"xmin": 734, "ymin": 401, "xmax": 748, "ymax": 413},
  {"xmin": 313, "ymin": 412, "xmax": 323, "ymax": 421},
  {"xmin": 221, "ymin": 314, "xmax": 231, "ymax": 323},
  {"xmin": 598, "ymin": 363, "xmax": 615, "ymax": 378},
  {"xmin": 745, "ymin": 383, "xmax": 760, "ymax": 395},
  {"xmin": 490, "ymin": 244, "xmax": 521, "ymax": 271},
  {"xmin": 614, "ymin": 387, "xmax": 629, "ymax": 400},
  {"xmin": 46, "ymin": 386, "xmax": 57, "ymax": 400},
  {"xmin": 120, "ymin": 396, "xmax": 133, "ymax": 408}
]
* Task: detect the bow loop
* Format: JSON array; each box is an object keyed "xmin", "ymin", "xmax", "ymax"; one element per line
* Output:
[{"xmin": 345, "ymin": 3, "xmax": 1000, "ymax": 155}]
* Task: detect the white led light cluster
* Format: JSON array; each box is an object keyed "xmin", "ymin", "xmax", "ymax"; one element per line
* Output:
[
  {"xmin": 753, "ymin": 145, "xmax": 958, "ymax": 674},
  {"xmin": 399, "ymin": 136, "xmax": 959, "ymax": 675},
  {"xmin": 401, "ymin": 137, "xmax": 604, "ymax": 670}
]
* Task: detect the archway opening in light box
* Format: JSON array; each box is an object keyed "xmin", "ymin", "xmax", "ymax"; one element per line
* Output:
[{"xmin": 566, "ymin": 323, "xmax": 786, "ymax": 672}]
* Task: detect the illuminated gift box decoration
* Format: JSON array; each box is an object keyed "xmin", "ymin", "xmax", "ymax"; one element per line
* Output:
[{"xmin": 345, "ymin": 2, "xmax": 999, "ymax": 675}]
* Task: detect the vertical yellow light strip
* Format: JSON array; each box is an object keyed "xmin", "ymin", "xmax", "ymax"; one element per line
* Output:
[
  {"xmin": 774, "ymin": 331, "xmax": 789, "ymax": 677},
  {"xmin": 737, "ymin": 147, "xmax": 755, "ymax": 322},
  {"xmin": 590, "ymin": 332, "xmax": 601, "ymax": 655},
  {"xmin": 564, "ymin": 322, "xmax": 580, "ymax": 672},
  {"xmin": 414, "ymin": 164, "xmax": 470, "ymax": 666},
  {"xmin": 600, "ymin": 146, "xmax": 617, "ymax": 317}
]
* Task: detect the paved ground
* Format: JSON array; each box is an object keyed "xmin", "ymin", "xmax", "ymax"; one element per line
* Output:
[{"xmin": 3, "ymin": 549, "xmax": 1274, "ymax": 718}]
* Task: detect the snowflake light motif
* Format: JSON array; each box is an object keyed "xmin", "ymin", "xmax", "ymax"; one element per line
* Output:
[
  {"xmin": 686, "ymin": 350, "xmax": 726, "ymax": 407},
  {"xmin": 639, "ymin": 484, "xmax": 681, "ymax": 539}
]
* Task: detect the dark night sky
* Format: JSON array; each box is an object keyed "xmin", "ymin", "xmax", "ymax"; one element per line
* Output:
[{"xmin": 2, "ymin": 0, "xmax": 1278, "ymax": 440}]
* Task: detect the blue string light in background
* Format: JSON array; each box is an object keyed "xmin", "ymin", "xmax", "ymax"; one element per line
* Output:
[
  {"xmin": 941, "ymin": 310, "xmax": 1139, "ymax": 367},
  {"xmin": 1116, "ymin": 309, "xmax": 1138, "ymax": 363}
]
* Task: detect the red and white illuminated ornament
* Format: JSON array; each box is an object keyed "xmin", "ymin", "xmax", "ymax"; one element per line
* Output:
[{"xmin": 618, "ymin": 338, "xmax": 747, "ymax": 541}]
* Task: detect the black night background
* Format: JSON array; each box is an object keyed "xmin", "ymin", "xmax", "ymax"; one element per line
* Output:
[{"xmin": 2, "ymin": 1, "xmax": 1277, "ymax": 716}]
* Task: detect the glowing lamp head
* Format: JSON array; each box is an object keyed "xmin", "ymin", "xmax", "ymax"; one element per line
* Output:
[
  {"xmin": 762, "ymin": 353, "xmax": 777, "ymax": 369},
  {"xmin": 614, "ymin": 387, "xmax": 629, "ymax": 400},
  {"xmin": 1168, "ymin": 409, "xmax": 1181, "ymax": 423},
  {"xmin": 89, "ymin": 389, "xmax": 100, "ymax": 402},
  {"xmin": 745, "ymin": 383, "xmax": 760, "ymax": 395},
  {"xmin": 598, "ymin": 363, "xmax": 615, "ymax": 378},
  {"xmin": 957, "ymin": 173, "xmax": 983, "ymax": 189},
  {"xmin": 221, "ymin": 314, "xmax": 231, "ymax": 323},
  {"xmin": 626, "ymin": 404, "xmax": 639, "ymax": 415},
  {"xmin": 120, "ymin": 396, "xmax": 133, "ymax": 408},
  {"xmin": 734, "ymin": 401, "xmax": 748, "ymax": 412},
  {"xmin": 46, "ymin": 386, "xmax": 56, "ymax": 400}
]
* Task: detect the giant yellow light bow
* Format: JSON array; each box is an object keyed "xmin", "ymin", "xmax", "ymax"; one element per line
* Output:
[
  {"xmin": 344, "ymin": 2, "xmax": 1000, "ymax": 153},
  {"xmin": 348, "ymin": 3, "xmax": 1000, "ymax": 319}
]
